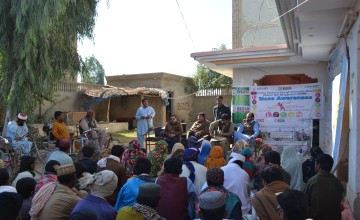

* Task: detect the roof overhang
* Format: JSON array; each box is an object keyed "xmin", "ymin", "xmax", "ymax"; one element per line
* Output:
[
  {"xmin": 275, "ymin": 0, "xmax": 357, "ymax": 61},
  {"xmin": 190, "ymin": 44, "xmax": 318, "ymax": 78}
]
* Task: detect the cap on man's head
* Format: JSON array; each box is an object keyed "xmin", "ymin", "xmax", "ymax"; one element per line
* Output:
[
  {"xmin": 58, "ymin": 139, "xmax": 71, "ymax": 148},
  {"xmin": 216, "ymin": 96, "xmax": 224, "ymax": 100},
  {"xmin": 86, "ymin": 111, "xmax": 94, "ymax": 117},
  {"xmin": 137, "ymin": 183, "xmax": 161, "ymax": 200},
  {"xmin": 199, "ymin": 191, "xmax": 225, "ymax": 209},
  {"xmin": 228, "ymin": 152, "xmax": 245, "ymax": 164},
  {"xmin": 54, "ymin": 164, "xmax": 76, "ymax": 176},
  {"xmin": 17, "ymin": 113, "xmax": 28, "ymax": 121}
]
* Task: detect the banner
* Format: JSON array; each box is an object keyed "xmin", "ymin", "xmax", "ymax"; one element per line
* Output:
[
  {"xmin": 259, "ymin": 118, "xmax": 313, "ymax": 154},
  {"xmin": 249, "ymin": 83, "xmax": 323, "ymax": 120},
  {"xmin": 231, "ymin": 87, "xmax": 250, "ymax": 124},
  {"xmin": 232, "ymin": 83, "xmax": 323, "ymax": 155}
]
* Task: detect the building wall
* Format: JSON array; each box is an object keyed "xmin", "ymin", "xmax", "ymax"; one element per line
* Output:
[
  {"xmin": 232, "ymin": 62, "xmax": 329, "ymax": 153},
  {"xmin": 232, "ymin": 0, "xmax": 286, "ymax": 48},
  {"xmin": 106, "ymin": 73, "xmax": 194, "ymax": 127},
  {"xmin": 34, "ymin": 88, "xmax": 83, "ymax": 122},
  {"xmin": 345, "ymin": 5, "xmax": 360, "ymax": 218}
]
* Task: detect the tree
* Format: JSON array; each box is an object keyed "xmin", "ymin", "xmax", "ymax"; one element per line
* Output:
[
  {"xmin": 192, "ymin": 44, "xmax": 233, "ymax": 90},
  {"xmin": 0, "ymin": 0, "xmax": 99, "ymax": 133},
  {"xmin": 81, "ymin": 55, "xmax": 105, "ymax": 85}
]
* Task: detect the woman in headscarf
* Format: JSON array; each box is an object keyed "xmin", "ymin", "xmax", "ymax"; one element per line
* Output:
[
  {"xmin": 74, "ymin": 170, "xmax": 118, "ymax": 220},
  {"xmin": 166, "ymin": 143, "xmax": 185, "ymax": 160},
  {"xmin": 180, "ymin": 148, "xmax": 207, "ymax": 193},
  {"xmin": 241, "ymin": 148, "xmax": 257, "ymax": 180},
  {"xmin": 157, "ymin": 142, "xmax": 186, "ymax": 177},
  {"xmin": 204, "ymin": 146, "xmax": 226, "ymax": 169},
  {"xmin": 281, "ymin": 146, "xmax": 303, "ymax": 190},
  {"xmin": 198, "ymin": 141, "xmax": 211, "ymax": 165},
  {"xmin": 302, "ymin": 145, "xmax": 324, "ymax": 183},
  {"xmin": 122, "ymin": 140, "xmax": 146, "ymax": 178},
  {"xmin": 148, "ymin": 140, "xmax": 168, "ymax": 177}
]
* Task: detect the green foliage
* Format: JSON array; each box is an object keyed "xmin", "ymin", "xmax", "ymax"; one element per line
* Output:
[
  {"xmin": 81, "ymin": 55, "xmax": 105, "ymax": 85},
  {"xmin": 192, "ymin": 44, "xmax": 232, "ymax": 91},
  {"xmin": 0, "ymin": 0, "xmax": 99, "ymax": 117}
]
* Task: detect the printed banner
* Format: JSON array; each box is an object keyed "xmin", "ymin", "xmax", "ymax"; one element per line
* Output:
[
  {"xmin": 259, "ymin": 118, "xmax": 313, "ymax": 155},
  {"xmin": 232, "ymin": 83, "xmax": 323, "ymax": 157},
  {"xmin": 249, "ymin": 83, "xmax": 323, "ymax": 120},
  {"xmin": 231, "ymin": 87, "xmax": 250, "ymax": 124}
]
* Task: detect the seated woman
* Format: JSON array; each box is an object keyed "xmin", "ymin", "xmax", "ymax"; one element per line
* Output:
[
  {"xmin": 204, "ymin": 146, "xmax": 226, "ymax": 169},
  {"xmin": 240, "ymin": 148, "xmax": 257, "ymax": 180}
]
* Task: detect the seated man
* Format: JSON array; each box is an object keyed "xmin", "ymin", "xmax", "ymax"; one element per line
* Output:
[
  {"xmin": 79, "ymin": 110, "xmax": 109, "ymax": 150},
  {"xmin": 234, "ymin": 112, "xmax": 260, "ymax": 146},
  {"xmin": 46, "ymin": 139, "xmax": 73, "ymax": 166},
  {"xmin": 187, "ymin": 112, "xmax": 210, "ymax": 148},
  {"xmin": 6, "ymin": 113, "xmax": 32, "ymax": 155},
  {"xmin": 209, "ymin": 114, "xmax": 234, "ymax": 157},
  {"xmin": 252, "ymin": 166, "xmax": 290, "ymax": 219},
  {"xmin": 164, "ymin": 115, "xmax": 183, "ymax": 153},
  {"xmin": 117, "ymin": 183, "xmax": 164, "ymax": 220},
  {"xmin": 198, "ymin": 191, "xmax": 227, "ymax": 220},
  {"xmin": 51, "ymin": 111, "xmax": 70, "ymax": 141}
]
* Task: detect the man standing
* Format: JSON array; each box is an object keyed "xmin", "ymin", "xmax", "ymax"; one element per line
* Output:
[
  {"xmin": 6, "ymin": 113, "xmax": 32, "ymax": 155},
  {"xmin": 187, "ymin": 112, "xmax": 210, "ymax": 148},
  {"xmin": 135, "ymin": 98, "xmax": 155, "ymax": 149},
  {"xmin": 209, "ymin": 114, "xmax": 234, "ymax": 157},
  {"xmin": 234, "ymin": 112, "xmax": 259, "ymax": 144},
  {"xmin": 164, "ymin": 115, "xmax": 183, "ymax": 153},
  {"xmin": 304, "ymin": 154, "xmax": 344, "ymax": 220},
  {"xmin": 51, "ymin": 111, "xmax": 70, "ymax": 141},
  {"xmin": 79, "ymin": 110, "xmax": 109, "ymax": 150},
  {"xmin": 213, "ymin": 96, "xmax": 231, "ymax": 121}
]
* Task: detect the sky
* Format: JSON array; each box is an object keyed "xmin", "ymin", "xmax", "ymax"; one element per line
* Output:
[{"xmin": 77, "ymin": 0, "xmax": 232, "ymax": 78}]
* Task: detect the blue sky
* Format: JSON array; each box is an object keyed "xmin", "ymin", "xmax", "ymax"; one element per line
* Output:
[{"xmin": 77, "ymin": 0, "xmax": 232, "ymax": 77}]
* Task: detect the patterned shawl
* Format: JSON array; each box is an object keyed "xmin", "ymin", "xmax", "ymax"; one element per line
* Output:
[
  {"xmin": 148, "ymin": 140, "xmax": 168, "ymax": 177},
  {"xmin": 123, "ymin": 140, "xmax": 146, "ymax": 178}
]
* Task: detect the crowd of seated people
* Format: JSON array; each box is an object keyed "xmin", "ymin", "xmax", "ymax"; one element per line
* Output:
[
  {"xmin": 0, "ymin": 135, "xmax": 347, "ymax": 220},
  {"xmin": 0, "ymin": 100, "xmax": 349, "ymax": 220}
]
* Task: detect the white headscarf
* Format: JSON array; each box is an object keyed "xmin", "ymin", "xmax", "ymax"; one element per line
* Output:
[
  {"xmin": 78, "ymin": 170, "xmax": 118, "ymax": 198},
  {"xmin": 281, "ymin": 146, "xmax": 303, "ymax": 190}
]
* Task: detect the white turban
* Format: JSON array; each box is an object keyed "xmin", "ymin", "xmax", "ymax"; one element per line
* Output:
[{"xmin": 79, "ymin": 170, "xmax": 118, "ymax": 198}]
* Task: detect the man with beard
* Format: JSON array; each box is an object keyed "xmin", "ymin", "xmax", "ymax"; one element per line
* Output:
[
  {"xmin": 164, "ymin": 115, "xmax": 183, "ymax": 153},
  {"xmin": 6, "ymin": 113, "xmax": 33, "ymax": 155}
]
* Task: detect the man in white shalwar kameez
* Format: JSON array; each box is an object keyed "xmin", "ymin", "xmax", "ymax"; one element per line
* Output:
[
  {"xmin": 135, "ymin": 98, "xmax": 155, "ymax": 149},
  {"xmin": 221, "ymin": 153, "xmax": 252, "ymax": 215},
  {"xmin": 6, "ymin": 113, "xmax": 32, "ymax": 155}
]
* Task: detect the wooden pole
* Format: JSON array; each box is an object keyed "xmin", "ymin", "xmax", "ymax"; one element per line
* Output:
[{"xmin": 107, "ymin": 97, "xmax": 111, "ymax": 122}]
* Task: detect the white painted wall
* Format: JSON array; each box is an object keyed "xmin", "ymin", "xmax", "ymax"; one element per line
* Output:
[{"xmin": 345, "ymin": 3, "xmax": 360, "ymax": 217}]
